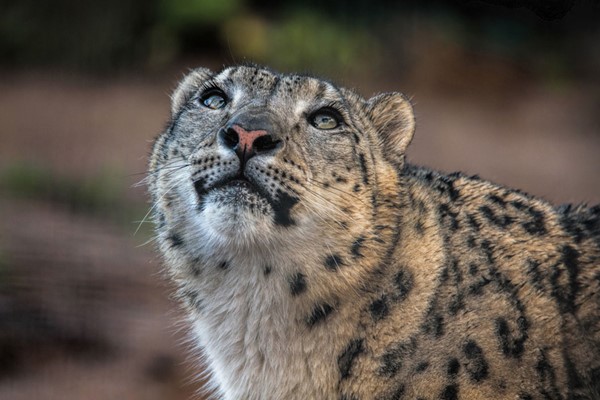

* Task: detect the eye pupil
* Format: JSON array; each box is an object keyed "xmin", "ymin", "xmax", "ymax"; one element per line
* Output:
[
  {"xmin": 311, "ymin": 111, "xmax": 339, "ymax": 130},
  {"xmin": 200, "ymin": 90, "xmax": 227, "ymax": 109},
  {"xmin": 204, "ymin": 95, "xmax": 225, "ymax": 109}
]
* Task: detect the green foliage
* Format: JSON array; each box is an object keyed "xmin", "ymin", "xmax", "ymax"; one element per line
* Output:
[
  {"xmin": 159, "ymin": 0, "xmax": 243, "ymax": 28},
  {"xmin": 0, "ymin": 163, "xmax": 143, "ymax": 226},
  {"xmin": 223, "ymin": 10, "xmax": 381, "ymax": 76}
]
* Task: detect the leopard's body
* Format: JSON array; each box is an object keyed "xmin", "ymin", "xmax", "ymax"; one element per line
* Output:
[{"xmin": 148, "ymin": 65, "xmax": 600, "ymax": 399}]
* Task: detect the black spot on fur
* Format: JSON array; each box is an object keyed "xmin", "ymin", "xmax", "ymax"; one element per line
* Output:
[
  {"xmin": 351, "ymin": 236, "xmax": 365, "ymax": 258},
  {"xmin": 290, "ymin": 272, "xmax": 307, "ymax": 296},
  {"xmin": 353, "ymin": 184, "xmax": 361, "ymax": 193},
  {"xmin": 448, "ymin": 292, "xmax": 465, "ymax": 315},
  {"xmin": 379, "ymin": 338, "xmax": 417, "ymax": 378},
  {"xmin": 536, "ymin": 350, "xmax": 561, "ymax": 399},
  {"xmin": 480, "ymin": 240, "xmax": 495, "ymax": 265},
  {"xmin": 358, "ymin": 153, "xmax": 369, "ymax": 185},
  {"xmin": 219, "ymin": 261, "xmax": 229, "ymax": 270},
  {"xmin": 415, "ymin": 361, "xmax": 429, "ymax": 373},
  {"xmin": 463, "ymin": 340, "xmax": 489, "ymax": 382},
  {"xmin": 495, "ymin": 317, "xmax": 527, "ymax": 359},
  {"xmin": 447, "ymin": 357, "xmax": 461, "ymax": 377},
  {"xmin": 521, "ymin": 206, "xmax": 547, "ymax": 235},
  {"xmin": 306, "ymin": 303, "xmax": 334, "ymax": 327},
  {"xmin": 338, "ymin": 339, "xmax": 364, "ymax": 380},
  {"xmin": 190, "ymin": 262, "xmax": 201, "ymax": 277},
  {"xmin": 589, "ymin": 367, "xmax": 600, "ymax": 398},
  {"xmin": 526, "ymin": 259, "xmax": 544, "ymax": 292},
  {"xmin": 193, "ymin": 178, "xmax": 206, "ymax": 200},
  {"xmin": 518, "ymin": 393, "xmax": 533, "ymax": 400},
  {"xmin": 157, "ymin": 212, "xmax": 166, "ymax": 229},
  {"xmin": 467, "ymin": 214, "xmax": 481, "ymax": 231},
  {"xmin": 325, "ymin": 254, "xmax": 344, "ymax": 271},
  {"xmin": 414, "ymin": 220, "xmax": 424, "ymax": 234},
  {"xmin": 479, "ymin": 205, "xmax": 514, "ymax": 228},
  {"xmin": 550, "ymin": 245, "xmax": 580, "ymax": 314},
  {"xmin": 369, "ymin": 295, "xmax": 390, "ymax": 321},
  {"xmin": 488, "ymin": 194, "xmax": 506, "ymax": 207},
  {"xmin": 564, "ymin": 354, "xmax": 585, "ymax": 394},
  {"xmin": 168, "ymin": 233, "xmax": 184, "ymax": 248},
  {"xmin": 439, "ymin": 203, "xmax": 460, "ymax": 231},
  {"xmin": 435, "ymin": 175, "xmax": 459, "ymax": 201},
  {"xmin": 466, "ymin": 235, "xmax": 477, "ymax": 248},
  {"xmin": 263, "ymin": 265, "xmax": 272, "ymax": 276},
  {"xmin": 386, "ymin": 384, "xmax": 406, "ymax": 400},
  {"xmin": 448, "ymin": 258, "xmax": 463, "ymax": 284},
  {"xmin": 468, "ymin": 263, "xmax": 479, "ymax": 276},
  {"xmin": 422, "ymin": 313, "xmax": 444, "ymax": 337},
  {"xmin": 272, "ymin": 191, "xmax": 299, "ymax": 227},
  {"xmin": 563, "ymin": 245, "xmax": 580, "ymax": 309},
  {"xmin": 440, "ymin": 270, "xmax": 451, "ymax": 287},
  {"xmin": 181, "ymin": 289, "xmax": 203, "ymax": 310},
  {"xmin": 560, "ymin": 208, "xmax": 586, "ymax": 243},
  {"xmin": 510, "ymin": 199, "xmax": 527, "ymax": 210},
  {"xmin": 441, "ymin": 384, "xmax": 459, "ymax": 400},
  {"xmin": 393, "ymin": 269, "xmax": 413, "ymax": 301}
]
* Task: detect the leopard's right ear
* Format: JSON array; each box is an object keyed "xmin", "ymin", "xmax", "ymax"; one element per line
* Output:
[
  {"xmin": 366, "ymin": 92, "xmax": 415, "ymax": 166},
  {"xmin": 170, "ymin": 67, "xmax": 214, "ymax": 116}
]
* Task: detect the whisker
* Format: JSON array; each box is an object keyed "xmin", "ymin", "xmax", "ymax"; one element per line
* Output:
[
  {"xmin": 135, "ymin": 161, "xmax": 191, "ymax": 187},
  {"xmin": 135, "ymin": 163, "xmax": 189, "ymax": 236},
  {"xmin": 285, "ymin": 181, "xmax": 358, "ymax": 226},
  {"xmin": 307, "ymin": 178, "xmax": 369, "ymax": 206}
]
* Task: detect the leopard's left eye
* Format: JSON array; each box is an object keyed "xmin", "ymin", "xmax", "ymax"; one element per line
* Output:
[
  {"xmin": 199, "ymin": 88, "xmax": 228, "ymax": 110},
  {"xmin": 310, "ymin": 108, "xmax": 342, "ymax": 130}
]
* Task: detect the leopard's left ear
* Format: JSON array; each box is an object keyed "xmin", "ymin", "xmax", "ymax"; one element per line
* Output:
[
  {"xmin": 171, "ymin": 67, "xmax": 213, "ymax": 116},
  {"xmin": 366, "ymin": 92, "xmax": 415, "ymax": 164}
]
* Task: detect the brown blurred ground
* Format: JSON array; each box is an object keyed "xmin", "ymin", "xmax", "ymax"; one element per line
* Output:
[{"xmin": 0, "ymin": 58, "xmax": 598, "ymax": 399}]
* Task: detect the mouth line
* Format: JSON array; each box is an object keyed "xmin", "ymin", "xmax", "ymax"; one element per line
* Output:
[
  {"xmin": 215, "ymin": 174, "xmax": 257, "ymax": 191},
  {"xmin": 193, "ymin": 173, "xmax": 298, "ymax": 226},
  {"xmin": 194, "ymin": 174, "xmax": 260, "ymax": 202},
  {"xmin": 224, "ymin": 176, "xmax": 255, "ymax": 189}
]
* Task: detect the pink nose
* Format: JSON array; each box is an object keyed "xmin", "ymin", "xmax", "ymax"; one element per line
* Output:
[{"xmin": 230, "ymin": 124, "xmax": 269, "ymax": 156}]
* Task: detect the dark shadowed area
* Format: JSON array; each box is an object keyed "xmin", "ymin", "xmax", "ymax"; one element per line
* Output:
[{"xmin": 0, "ymin": 0, "xmax": 599, "ymax": 398}]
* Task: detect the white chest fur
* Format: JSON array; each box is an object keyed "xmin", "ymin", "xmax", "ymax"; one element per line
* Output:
[{"xmin": 188, "ymin": 255, "xmax": 342, "ymax": 400}]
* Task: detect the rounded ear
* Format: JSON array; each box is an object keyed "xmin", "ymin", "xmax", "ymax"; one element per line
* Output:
[
  {"xmin": 170, "ymin": 67, "xmax": 213, "ymax": 116},
  {"xmin": 366, "ymin": 92, "xmax": 415, "ymax": 165}
]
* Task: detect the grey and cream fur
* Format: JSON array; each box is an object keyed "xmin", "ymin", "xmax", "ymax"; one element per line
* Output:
[{"xmin": 148, "ymin": 65, "xmax": 600, "ymax": 399}]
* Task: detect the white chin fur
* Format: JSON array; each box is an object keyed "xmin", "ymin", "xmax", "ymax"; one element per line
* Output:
[{"xmin": 190, "ymin": 191, "xmax": 275, "ymax": 251}]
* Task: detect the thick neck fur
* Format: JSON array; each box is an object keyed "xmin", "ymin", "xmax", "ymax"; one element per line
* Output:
[{"xmin": 163, "ymin": 161, "xmax": 404, "ymax": 399}]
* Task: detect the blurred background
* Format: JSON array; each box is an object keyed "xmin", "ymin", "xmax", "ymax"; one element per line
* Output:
[{"xmin": 0, "ymin": 0, "xmax": 599, "ymax": 399}]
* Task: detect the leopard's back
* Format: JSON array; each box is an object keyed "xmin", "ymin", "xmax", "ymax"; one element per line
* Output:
[{"xmin": 336, "ymin": 165, "xmax": 600, "ymax": 400}]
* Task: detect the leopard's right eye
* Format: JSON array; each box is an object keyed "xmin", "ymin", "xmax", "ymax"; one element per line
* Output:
[
  {"xmin": 199, "ymin": 88, "xmax": 227, "ymax": 110},
  {"xmin": 309, "ymin": 107, "xmax": 343, "ymax": 130}
]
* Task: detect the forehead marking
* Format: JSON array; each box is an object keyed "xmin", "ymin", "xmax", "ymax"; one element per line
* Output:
[
  {"xmin": 314, "ymin": 82, "xmax": 328, "ymax": 101},
  {"xmin": 295, "ymin": 100, "xmax": 308, "ymax": 115},
  {"xmin": 232, "ymin": 86, "xmax": 244, "ymax": 104}
]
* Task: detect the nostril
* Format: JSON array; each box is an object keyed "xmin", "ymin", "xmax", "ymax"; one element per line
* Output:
[
  {"xmin": 222, "ymin": 128, "xmax": 239, "ymax": 149},
  {"xmin": 254, "ymin": 135, "xmax": 281, "ymax": 152}
]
